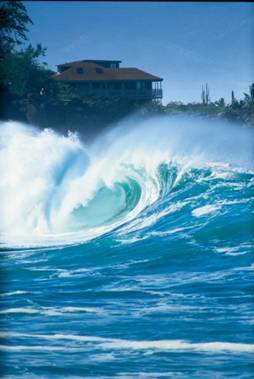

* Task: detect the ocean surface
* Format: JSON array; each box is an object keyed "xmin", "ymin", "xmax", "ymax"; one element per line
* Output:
[{"xmin": 0, "ymin": 116, "xmax": 253, "ymax": 378}]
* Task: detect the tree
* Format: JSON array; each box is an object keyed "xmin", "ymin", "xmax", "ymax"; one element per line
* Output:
[
  {"xmin": 243, "ymin": 83, "xmax": 254, "ymax": 106},
  {"xmin": 250, "ymin": 83, "xmax": 254, "ymax": 103},
  {"xmin": 0, "ymin": 43, "xmax": 47, "ymax": 95},
  {"xmin": 201, "ymin": 84, "xmax": 210, "ymax": 105},
  {"xmin": 215, "ymin": 98, "xmax": 225, "ymax": 108},
  {"xmin": 231, "ymin": 90, "xmax": 236, "ymax": 105},
  {"xmin": 205, "ymin": 84, "xmax": 210, "ymax": 104},
  {"xmin": 0, "ymin": 0, "xmax": 32, "ymax": 54}
]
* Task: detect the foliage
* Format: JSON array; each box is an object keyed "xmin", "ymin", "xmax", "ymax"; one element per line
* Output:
[
  {"xmin": 0, "ymin": 0, "xmax": 32, "ymax": 54},
  {"xmin": 201, "ymin": 84, "xmax": 210, "ymax": 105},
  {"xmin": 165, "ymin": 84, "xmax": 254, "ymax": 126}
]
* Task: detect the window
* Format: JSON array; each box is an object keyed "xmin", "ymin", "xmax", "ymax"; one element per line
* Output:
[
  {"xmin": 76, "ymin": 67, "xmax": 84, "ymax": 74},
  {"xmin": 96, "ymin": 68, "xmax": 103, "ymax": 74}
]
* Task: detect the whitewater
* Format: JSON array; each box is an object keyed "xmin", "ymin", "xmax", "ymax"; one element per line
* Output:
[{"xmin": 0, "ymin": 115, "xmax": 253, "ymax": 378}]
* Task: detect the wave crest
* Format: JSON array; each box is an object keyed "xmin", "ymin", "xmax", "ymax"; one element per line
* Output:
[{"xmin": 0, "ymin": 117, "xmax": 253, "ymax": 248}]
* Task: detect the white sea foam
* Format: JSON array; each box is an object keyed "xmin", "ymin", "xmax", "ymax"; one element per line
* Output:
[
  {"xmin": 89, "ymin": 353, "xmax": 116, "ymax": 362},
  {"xmin": 116, "ymin": 236, "xmax": 148, "ymax": 245},
  {"xmin": 0, "ymin": 332, "xmax": 253, "ymax": 353},
  {"xmin": 0, "ymin": 306, "xmax": 104, "ymax": 316},
  {"xmin": 57, "ymin": 267, "xmax": 91, "ymax": 278},
  {"xmin": 0, "ymin": 345, "xmax": 71, "ymax": 352},
  {"xmin": 0, "ymin": 308, "xmax": 39, "ymax": 315},
  {"xmin": 192, "ymin": 205, "xmax": 218, "ymax": 217},
  {"xmin": 0, "ymin": 290, "xmax": 28, "ymax": 297},
  {"xmin": 149, "ymin": 225, "xmax": 194, "ymax": 237}
]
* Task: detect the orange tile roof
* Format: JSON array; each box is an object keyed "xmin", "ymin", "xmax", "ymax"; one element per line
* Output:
[{"xmin": 53, "ymin": 61, "xmax": 162, "ymax": 82}]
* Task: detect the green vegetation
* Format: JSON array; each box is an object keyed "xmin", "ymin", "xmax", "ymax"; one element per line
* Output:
[
  {"xmin": 164, "ymin": 84, "xmax": 254, "ymax": 126},
  {"xmin": 0, "ymin": 1, "xmax": 160, "ymax": 135},
  {"xmin": 0, "ymin": 0, "xmax": 32, "ymax": 54},
  {"xmin": 1, "ymin": 1, "xmax": 253, "ymax": 135}
]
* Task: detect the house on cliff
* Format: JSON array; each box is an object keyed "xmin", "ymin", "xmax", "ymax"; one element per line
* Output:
[{"xmin": 53, "ymin": 59, "xmax": 163, "ymax": 101}]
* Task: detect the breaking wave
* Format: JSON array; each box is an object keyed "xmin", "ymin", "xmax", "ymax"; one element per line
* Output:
[{"xmin": 0, "ymin": 116, "xmax": 253, "ymax": 248}]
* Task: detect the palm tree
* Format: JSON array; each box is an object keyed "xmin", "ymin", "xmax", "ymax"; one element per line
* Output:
[{"xmin": 243, "ymin": 83, "xmax": 254, "ymax": 109}]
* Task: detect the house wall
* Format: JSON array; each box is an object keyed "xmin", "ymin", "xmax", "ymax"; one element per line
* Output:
[{"xmin": 70, "ymin": 80, "xmax": 162, "ymax": 100}]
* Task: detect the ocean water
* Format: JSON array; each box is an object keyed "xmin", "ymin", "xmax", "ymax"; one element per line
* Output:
[{"xmin": 0, "ymin": 116, "xmax": 253, "ymax": 378}]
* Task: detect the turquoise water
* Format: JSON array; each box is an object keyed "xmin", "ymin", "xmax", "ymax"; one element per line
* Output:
[{"xmin": 0, "ymin": 117, "xmax": 253, "ymax": 378}]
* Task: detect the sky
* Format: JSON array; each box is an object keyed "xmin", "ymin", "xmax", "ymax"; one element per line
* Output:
[{"xmin": 25, "ymin": 1, "xmax": 253, "ymax": 104}]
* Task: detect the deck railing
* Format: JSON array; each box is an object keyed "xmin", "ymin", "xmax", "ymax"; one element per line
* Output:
[{"xmin": 77, "ymin": 88, "xmax": 162, "ymax": 100}]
